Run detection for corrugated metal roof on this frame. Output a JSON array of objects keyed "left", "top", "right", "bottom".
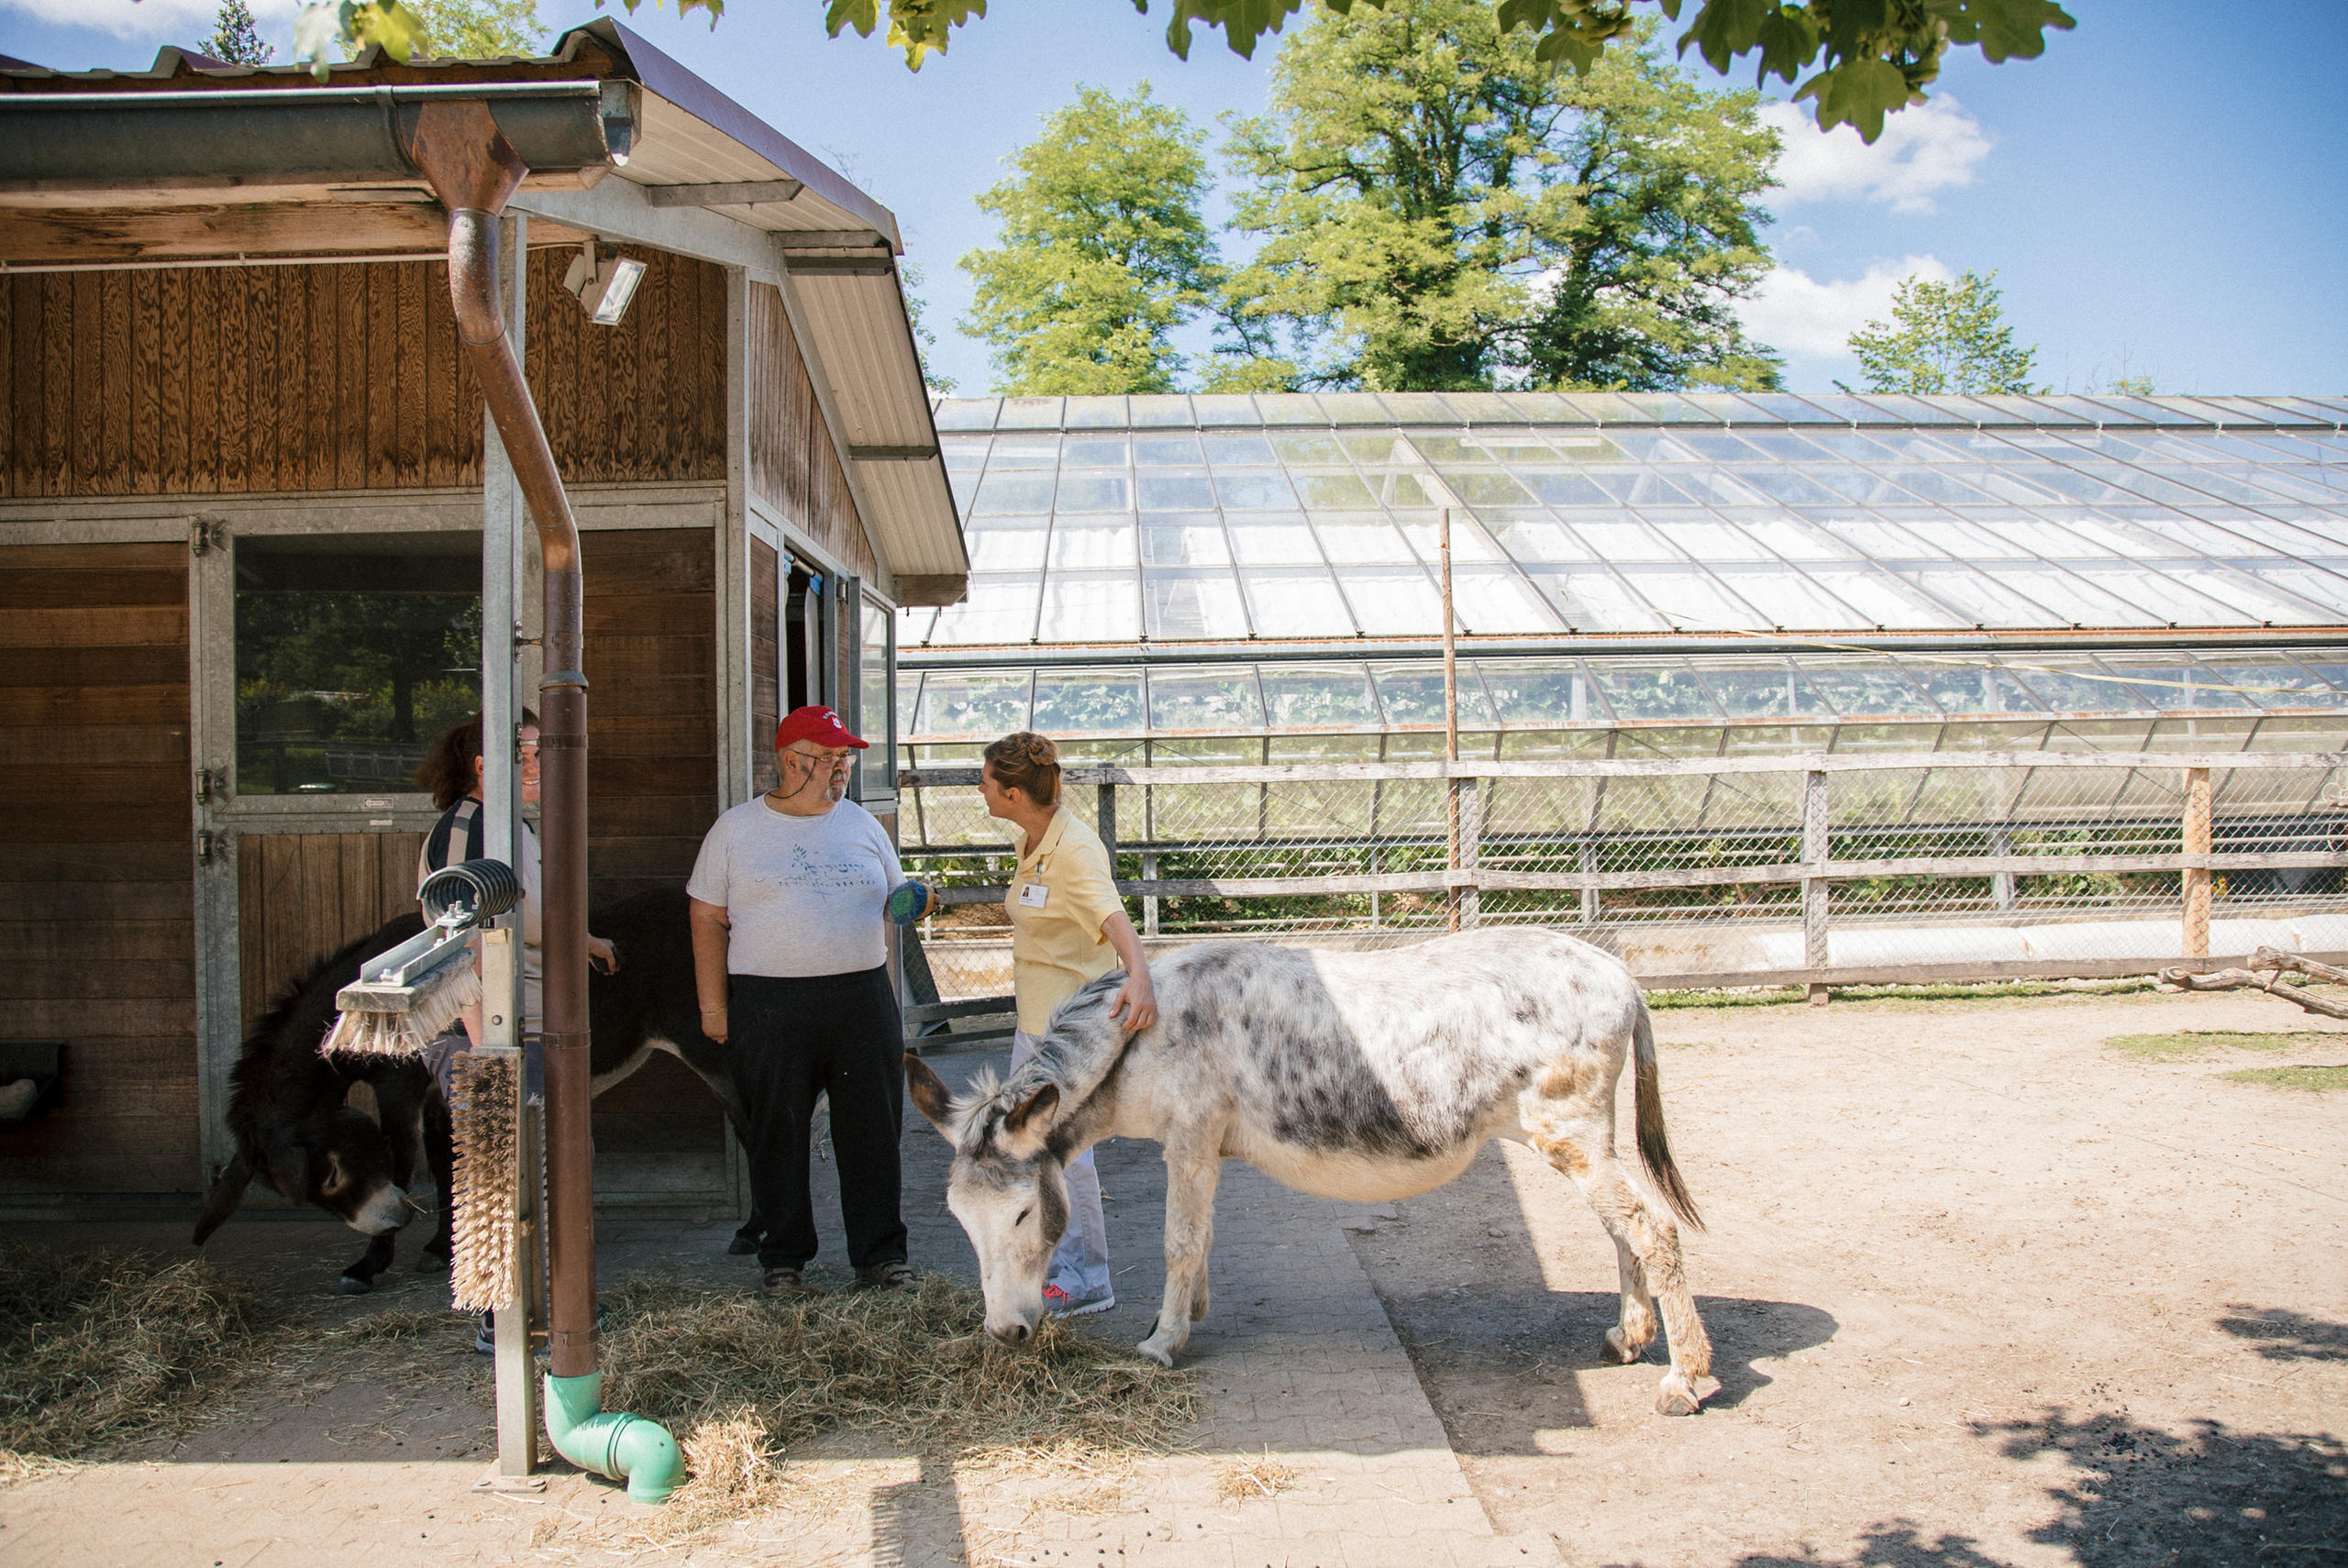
[{"left": 0, "top": 20, "right": 965, "bottom": 602}]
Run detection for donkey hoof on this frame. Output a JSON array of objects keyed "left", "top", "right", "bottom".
[
  {"left": 1603, "top": 1327, "right": 1645, "bottom": 1364},
  {"left": 417, "top": 1252, "right": 449, "bottom": 1275},
  {"left": 1135, "top": 1331, "right": 1178, "bottom": 1369},
  {"left": 336, "top": 1274, "right": 374, "bottom": 1297},
  {"left": 726, "top": 1234, "right": 759, "bottom": 1256},
  {"left": 1654, "top": 1375, "right": 1701, "bottom": 1418}
]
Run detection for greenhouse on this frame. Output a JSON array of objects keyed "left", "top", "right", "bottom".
[{"left": 892, "top": 392, "right": 2348, "bottom": 989}]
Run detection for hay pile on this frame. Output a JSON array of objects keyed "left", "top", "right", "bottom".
[
  {"left": 0, "top": 1244, "right": 269, "bottom": 1478},
  {"left": 600, "top": 1271, "right": 1200, "bottom": 1540}
]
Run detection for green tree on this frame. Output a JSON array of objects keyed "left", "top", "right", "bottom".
[
  {"left": 404, "top": 0, "right": 546, "bottom": 57},
  {"left": 958, "top": 83, "right": 1219, "bottom": 396},
  {"left": 1844, "top": 269, "right": 2039, "bottom": 394},
  {"left": 205, "top": 0, "right": 275, "bottom": 63},
  {"left": 1217, "top": 5, "right": 1782, "bottom": 393}
]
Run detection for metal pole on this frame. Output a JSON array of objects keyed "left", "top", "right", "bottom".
[
  {"left": 479, "top": 211, "right": 539, "bottom": 1486},
  {"left": 2182, "top": 767, "right": 2213, "bottom": 960},
  {"left": 1802, "top": 768, "right": 1831, "bottom": 1005},
  {"left": 1442, "top": 508, "right": 1460, "bottom": 933}
]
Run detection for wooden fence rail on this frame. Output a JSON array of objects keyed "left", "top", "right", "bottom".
[{"left": 896, "top": 752, "right": 2346, "bottom": 1032}]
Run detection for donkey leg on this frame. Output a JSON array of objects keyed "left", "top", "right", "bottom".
[
  {"left": 1138, "top": 1134, "right": 1222, "bottom": 1367},
  {"left": 1530, "top": 1117, "right": 1711, "bottom": 1416}
]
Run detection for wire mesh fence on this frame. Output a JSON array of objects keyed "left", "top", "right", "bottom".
[{"left": 897, "top": 749, "right": 2348, "bottom": 1008}]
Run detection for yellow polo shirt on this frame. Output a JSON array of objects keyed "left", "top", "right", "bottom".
[{"left": 1006, "top": 807, "right": 1125, "bottom": 1034}]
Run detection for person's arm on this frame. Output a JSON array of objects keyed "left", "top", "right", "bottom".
[
  {"left": 688, "top": 897, "right": 732, "bottom": 1043},
  {"left": 1102, "top": 914, "right": 1157, "bottom": 1031}
]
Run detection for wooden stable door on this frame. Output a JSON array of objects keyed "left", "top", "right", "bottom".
[{"left": 235, "top": 832, "right": 426, "bottom": 1034}]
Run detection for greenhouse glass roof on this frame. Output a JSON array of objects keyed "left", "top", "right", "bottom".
[{"left": 903, "top": 392, "right": 2348, "bottom": 651}]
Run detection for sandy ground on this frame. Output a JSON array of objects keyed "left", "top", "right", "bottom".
[
  {"left": 1352, "top": 986, "right": 2348, "bottom": 1567},
  {"left": 4, "top": 987, "right": 2342, "bottom": 1567}
]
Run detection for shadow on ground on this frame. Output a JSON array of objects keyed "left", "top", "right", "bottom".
[
  {"left": 2215, "top": 1304, "right": 2348, "bottom": 1363},
  {"left": 1720, "top": 1408, "right": 2348, "bottom": 1568},
  {"left": 1347, "top": 1143, "right": 1835, "bottom": 1452}
]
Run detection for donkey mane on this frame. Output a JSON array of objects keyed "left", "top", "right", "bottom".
[{"left": 945, "top": 971, "right": 1133, "bottom": 1153}]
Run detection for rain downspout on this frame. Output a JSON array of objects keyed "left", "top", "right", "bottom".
[{"left": 406, "top": 98, "right": 681, "bottom": 1507}]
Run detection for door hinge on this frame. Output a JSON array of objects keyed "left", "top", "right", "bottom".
[
  {"left": 195, "top": 766, "right": 230, "bottom": 803},
  {"left": 196, "top": 829, "right": 221, "bottom": 866},
  {"left": 190, "top": 516, "right": 226, "bottom": 556}
]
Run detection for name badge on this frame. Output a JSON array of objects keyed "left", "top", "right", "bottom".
[{"left": 1018, "top": 881, "right": 1049, "bottom": 909}]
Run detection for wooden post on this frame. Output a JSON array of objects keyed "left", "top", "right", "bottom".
[
  {"left": 1802, "top": 768, "right": 1831, "bottom": 1004},
  {"left": 2182, "top": 766, "right": 2212, "bottom": 961},
  {"left": 1442, "top": 508, "right": 1461, "bottom": 933},
  {"left": 1141, "top": 851, "right": 1159, "bottom": 936},
  {"left": 1096, "top": 780, "right": 1118, "bottom": 867},
  {"left": 1578, "top": 837, "right": 1599, "bottom": 925}
]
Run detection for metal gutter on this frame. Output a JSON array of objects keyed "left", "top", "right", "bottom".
[{"left": 0, "top": 80, "right": 633, "bottom": 191}]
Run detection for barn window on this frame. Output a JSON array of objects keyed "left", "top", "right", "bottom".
[{"left": 233, "top": 532, "right": 482, "bottom": 796}]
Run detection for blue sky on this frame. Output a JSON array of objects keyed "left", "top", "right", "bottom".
[{"left": 6, "top": 0, "right": 2343, "bottom": 398}]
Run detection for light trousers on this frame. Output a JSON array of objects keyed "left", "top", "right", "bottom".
[{"left": 1009, "top": 1029, "right": 1113, "bottom": 1301}]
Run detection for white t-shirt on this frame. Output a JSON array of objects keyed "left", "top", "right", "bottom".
[{"left": 686, "top": 796, "right": 901, "bottom": 977}]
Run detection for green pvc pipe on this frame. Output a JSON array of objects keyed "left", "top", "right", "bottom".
[{"left": 545, "top": 1371, "right": 684, "bottom": 1505}]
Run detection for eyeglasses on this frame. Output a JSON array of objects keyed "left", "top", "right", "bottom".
[{"left": 784, "top": 747, "right": 855, "bottom": 768}]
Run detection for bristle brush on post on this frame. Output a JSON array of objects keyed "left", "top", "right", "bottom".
[
  {"left": 449, "top": 1047, "right": 521, "bottom": 1312},
  {"left": 322, "top": 858, "right": 521, "bottom": 1058}
]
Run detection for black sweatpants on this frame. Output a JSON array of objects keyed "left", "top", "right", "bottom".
[{"left": 725, "top": 966, "right": 908, "bottom": 1273}]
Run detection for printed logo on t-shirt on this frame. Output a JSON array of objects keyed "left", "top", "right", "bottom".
[{"left": 748, "top": 844, "right": 886, "bottom": 900}]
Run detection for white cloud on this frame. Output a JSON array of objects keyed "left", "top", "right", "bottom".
[
  {"left": 1741, "top": 255, "right": 1955, "bottom": 359},
  {"left": 1762, "top": 96, "right": 1992, "bottom": 215},
  {"left": 1, "top": 0, "right": 302, "bottom": 43}
]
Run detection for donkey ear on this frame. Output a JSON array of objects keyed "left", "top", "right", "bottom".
[
  {"left": 904, "top": 1054, "right": 956, "bottom": 1136},
  {"left": 999, "top": 1083, "right": 1061, "bottom": 1154},
  {"left": 192, "top": 1154, "right": 253, "bottom": 1246},
  {"left": 321, "top": 1149, "right": 355, "bottom": 1200}
]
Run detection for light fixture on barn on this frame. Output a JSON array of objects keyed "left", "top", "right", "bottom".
[{"left": 563, "top": 239, "right": 645, "bottom": 326}]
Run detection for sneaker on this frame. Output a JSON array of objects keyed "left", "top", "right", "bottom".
[
  {"left": 472, "top": 1312, "right": 495, "bottom": 1354},
  {"left": 855, "top": 1259, "right": 918, "bottom": 1293},
  {"left": 1042, "top": 1283, "right": 1115, "bottom": 1318},
  {"left": 760, "top": 1265, "right": 807, "bottom": 1297}
]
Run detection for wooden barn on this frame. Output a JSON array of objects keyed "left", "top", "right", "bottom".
[{"left": 0, "top": 21, "right": 968, "bottom": 1216}]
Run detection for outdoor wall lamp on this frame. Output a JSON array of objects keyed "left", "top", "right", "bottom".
[{"left": 563, "top": 238, "right": 645, "bottom": 326}]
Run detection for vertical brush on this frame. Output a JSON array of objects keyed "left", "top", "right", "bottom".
[{"left": 449, "top": 1046, "right": 521, "bottom": 1312}]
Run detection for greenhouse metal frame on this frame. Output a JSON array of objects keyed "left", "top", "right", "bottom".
[{"left": 891, "top": 392, "right": 2348, "bottom": 1004}]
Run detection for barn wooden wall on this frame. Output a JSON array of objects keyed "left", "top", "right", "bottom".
[
  {"left": 745, "top": 282, "right": 878, "bottom": 582},
  {"left": 584, "top": 528, "right": 718, "bottom": 906},
  {"left": 0, "top": 542, "right": 194, "bottom": 1194},
  {"left": 0, "top": 248, "right": 725, "bottom": 498}
]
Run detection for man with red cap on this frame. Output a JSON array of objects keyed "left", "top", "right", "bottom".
[{"left": 688, "top": 705, "right": 929, "bottom": 1295}]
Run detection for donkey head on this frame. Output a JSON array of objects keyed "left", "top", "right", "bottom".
[{"left": 905, "top": 1054, "right": 1069, "bottom": 1345}]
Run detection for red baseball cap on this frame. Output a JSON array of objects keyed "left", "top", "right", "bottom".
[{"left": 774, "top": 706, "right": 869, "bottom": 751}]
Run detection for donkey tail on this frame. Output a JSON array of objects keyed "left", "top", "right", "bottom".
[{"left": 1631, "top": 1003, "right": 1703, "bottom": 1231}]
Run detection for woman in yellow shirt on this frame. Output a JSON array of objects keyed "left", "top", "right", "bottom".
[{"left": 979, "top": 731, "right": 1157, "bottom": 1316}]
